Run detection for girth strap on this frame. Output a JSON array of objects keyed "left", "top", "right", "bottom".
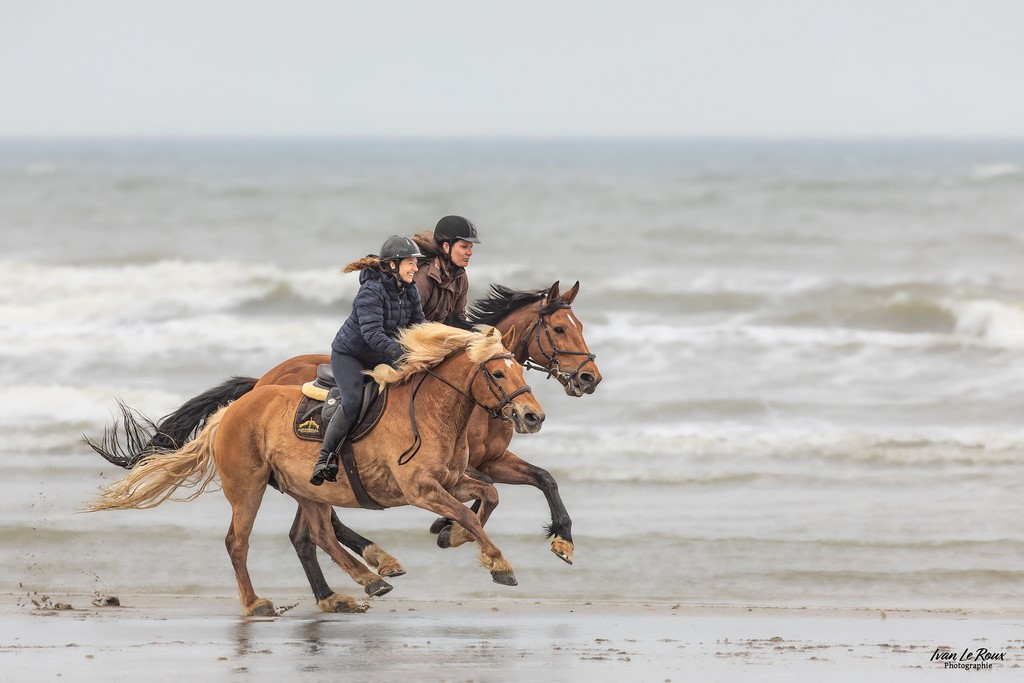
[{"left": 339, "top": 438, "right": 384, "bottom": 510}]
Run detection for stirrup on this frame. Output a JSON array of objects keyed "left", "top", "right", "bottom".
[{"left": 310, "top": 454, "right": 339, "bottom": 486}]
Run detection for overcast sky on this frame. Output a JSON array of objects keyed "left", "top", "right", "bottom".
[{"left": 1, "top": 0, "right": 1022, "bottom": 138}]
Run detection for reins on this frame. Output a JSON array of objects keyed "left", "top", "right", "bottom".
[
  {"left": 520, "top": 308, "right": 597, "bottom": 384},
  {"left": 397, "top": 353, "right": 533, "bottom": 465}
]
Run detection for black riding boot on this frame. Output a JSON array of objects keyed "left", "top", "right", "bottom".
[{"left": 309, "top": 410, "right": 354, "bottom": 486}]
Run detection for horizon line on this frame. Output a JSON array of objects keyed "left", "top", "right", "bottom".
[{"left": 2, "top": 134, "right": 1024, "bottom": 143}]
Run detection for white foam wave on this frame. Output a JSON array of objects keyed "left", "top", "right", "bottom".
[
  {"left": 0, "top": 385, "right": 187, "bottom": 455},
  {"left": 590, "top": 271, "right": 1017, "bottom": 300},
  {"left": 590, "top": 292, "right": 1024, "bottom": 351},
  {"left": 596, "top": 270, "right": 827, "bottom": 297},
  {"left": 970, "top": 163, "right": 1022, "bottom": 181},
  {"left": 947, "top": 298, "right": 1024, "bottom": 347},
  {"left": 516, "top": 423, "right": 1024, "bottom": 484},
  {"left": 0, "top": 311, "right": 337, "bottom": 385},
  {"left": 0, "top": 260, "right": 352, "bottom": 327},
  {"left": 592, "top": 313, "right": 949, "bottom": 353}
]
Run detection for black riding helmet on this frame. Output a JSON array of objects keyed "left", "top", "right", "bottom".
[
  {"left": 379, "top": 235, "right": 424, "bottom": 277},
  {"left": 434, "top": 215, "right": 481, "bottom": 246},
  {"left": 380, "top": 235, "right": 424, "bottom": 261}
]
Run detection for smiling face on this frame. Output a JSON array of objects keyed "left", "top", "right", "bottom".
[
  {"left": 444, "top": 239, "right": 474, "bottom": 268},
  {"left": 397, "top": 257, "right": 418, "bottom": 283}
]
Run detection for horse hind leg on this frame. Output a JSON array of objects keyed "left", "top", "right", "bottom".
[
  {"left": 224, "top": 494, "right": 275, "bottom": 616},
  {"left": 296, "top": 501, "right": 392, "bottom": 611},
  {"left": 217, "top": 431, "right": 280, "bottom": 616},
  {"left": 330, "top": 510, "right": 406, "bottom": 578},
  {"left": 289, "top": 510, "right": 370, "bottom": 613},
  {"left": 289, "top": 508, "right": 336, "bottom": 604}
]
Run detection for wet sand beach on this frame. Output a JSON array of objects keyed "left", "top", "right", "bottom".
[{"left": 3, "top": 594, "right": 1022, "bottom": 682}]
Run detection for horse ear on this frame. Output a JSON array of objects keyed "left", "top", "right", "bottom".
[
  {"left": 562, "top": 280, "right": 580, "bottom": 305},
  {"left": 501, "top": 325, "right": 517, "bottom": 350},
  {"left": 545, "top": 281, "right": 561, "bottom": 304}
]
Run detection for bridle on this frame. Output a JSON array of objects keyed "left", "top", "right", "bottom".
[
  {"left": 398, "top": 353, "right": 533, "bottom": 465},
  {"left": 520, "top": 306, "right": 597, "bottom": 386}
]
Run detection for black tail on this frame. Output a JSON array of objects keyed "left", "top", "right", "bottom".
[{"left": 85, "top": 376, "right": 258, "bottom": 469}]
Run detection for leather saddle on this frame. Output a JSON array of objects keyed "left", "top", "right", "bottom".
[{"left": 293, "top": 364, "right": 387, "bottom": 443}]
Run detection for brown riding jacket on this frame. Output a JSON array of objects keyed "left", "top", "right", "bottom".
[{"left": 411, "top": 232, "right": 470, "bottom": 326}]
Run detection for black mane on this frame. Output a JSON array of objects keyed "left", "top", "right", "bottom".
[{"left": 467, "top": 284, "right": 565, "bottom": 327}]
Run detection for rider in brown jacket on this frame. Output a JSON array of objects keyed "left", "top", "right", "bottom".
[{"left": 412, "top": 215, "right": 481, "bottom": 330}]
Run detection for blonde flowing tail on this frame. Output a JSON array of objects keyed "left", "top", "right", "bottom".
[{"left": 86, "top": 407, "right": 227, "bottom": 512}]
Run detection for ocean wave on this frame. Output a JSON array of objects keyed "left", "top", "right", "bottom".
[
  {"left": 12, "top": 383, "right": 1023, "bottom": 471},
  {"left": 0, "top": 260, "right": 355, "bottom": 325},
  {"left": 590, "top": 313, "right": 968, "bottom": 355},
  {"left": 0, "top": 385, "right": 189, "bottom": 456},
  {"left": 0, "top": 259, "right": 561, "bottom": 323},
  {"left": 948, "top": 298, "right": 1024, "bottom": 346},
  {"left": 970, "top": 163, "right": 1022, "bottom": 181},
  {"left": 590, "top": 287, "right": 1024, "bottom": 350},
  {"left": 518, "top": 424, "right": 1024, "bottom": 485},
  {"left": 0, "top": 260, "right": 554, "bottom": 376}
]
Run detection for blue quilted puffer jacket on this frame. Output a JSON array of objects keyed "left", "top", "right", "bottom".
[{"left": 331, "top": 268, "right": 425, "bottom": 368}]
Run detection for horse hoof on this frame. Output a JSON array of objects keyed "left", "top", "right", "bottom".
[
  {"left": 318, "top": 594, "right": 370, "bottom": 613},
  {"left": 364, "top": 579, "right": 393, "bottom": 597},
  {"left": 247, "top": 599, "right": 276, "bottom": 617},
  {"left": 429, "top": 517, "right": 453, "bottom": 535},
  {"left": 491, "top": 570, "right": 518, "bottom": 586},
  {"left": 551, "top": 538, "right": 574, "bottom": 565},
  {"left": 436, "top": 525, "right": 453, "bottom": 549},
  {"left": 377, "top": 565, "right": 406, "bottom": 578},
  {"left": 362, "top": 546, "right": 406, "bottom": 578}
]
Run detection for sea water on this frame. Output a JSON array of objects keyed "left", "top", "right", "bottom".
[{"left": 1, "top": 138, "right": 1023, "bottom": 608}]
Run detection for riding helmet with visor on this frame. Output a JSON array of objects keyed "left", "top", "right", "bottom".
[
  {"left": 433, "top": 215, "right": 481, "bottom": 245},
  {"left": 379, "top": 235, "right": 424, "bottom": 262}
]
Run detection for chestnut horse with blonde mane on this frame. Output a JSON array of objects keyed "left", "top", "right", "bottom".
[
  {"left": 89, "top": 324, "right": 545, "bottom": 616},
  {"left": 87, "top": 281, "right": 601, "bottom": 607}
]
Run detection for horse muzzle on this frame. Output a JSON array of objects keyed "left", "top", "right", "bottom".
[
  {"left": 510, "top": 404, "right": 545, "bottom": 434},
  {"left": 560, "top": 369, "right": 602, "bottom": 397}
]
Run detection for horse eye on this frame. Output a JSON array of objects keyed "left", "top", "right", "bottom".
[
  {"left": 492, "top": 370, "right": 505, "bottom": 379},
  {"left": 553, "top": 326, "right": 565, "bottom": 334}
]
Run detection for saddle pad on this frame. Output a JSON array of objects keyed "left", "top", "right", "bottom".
[{"left": 292, "top": 384, "right": 388, "bottom": 442}]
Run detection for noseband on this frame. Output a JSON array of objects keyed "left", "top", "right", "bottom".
[
  {"left": 521, "top": 308, "right": 597, "bottom": 385},
  {"left": 429, "top": 353, "right": 534, "bottom": 421},
  {"left": 398, "top": 353, "right": 534, "bottom": 465}
]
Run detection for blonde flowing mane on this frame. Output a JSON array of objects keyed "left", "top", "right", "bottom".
[{"left": 368, "top": 322, "right": 507, "bottom": 386}]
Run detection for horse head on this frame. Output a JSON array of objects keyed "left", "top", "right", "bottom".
[
  {"left": 526, "top": 281, "right": 602, "bottom": 397},
  {"left": 467, "top": 327, "right": 545, "bottom": 434}
]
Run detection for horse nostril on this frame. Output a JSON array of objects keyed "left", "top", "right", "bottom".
[
  {"left": 579, "top": 373, "right": 595, "bottom": 385},
  {"left": 523, "top": 411, "right": 543, "bottom": 425}
]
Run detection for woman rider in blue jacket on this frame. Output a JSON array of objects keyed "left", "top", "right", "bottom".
[{"left": 310, "top": 235, "right": 426, "bottom": 486}]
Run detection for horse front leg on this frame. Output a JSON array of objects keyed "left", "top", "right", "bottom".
[
  {"left": 410, "top": 479, "right": 517, "bottom": 586},
  {"left": 439, "top": 471, "right": 500, "bottom": 550},
  {"left": 429, "top": 466, "right": 492, "bottom": 536},
  {"left": 477, "top": 449, "right": 574, "bottom": 565}
]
